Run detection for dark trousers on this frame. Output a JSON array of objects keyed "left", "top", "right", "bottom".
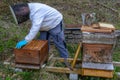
[{"left": 38, "top": 21, "right": 69, "bottom": 58}]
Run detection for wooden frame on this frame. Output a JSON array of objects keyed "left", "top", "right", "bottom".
[
  {"left": 45, "top": 57, "right": 114, "bottom": 78},
  {"left": 3, "top": 56, "right": 120, "bottom": 78},
  {"left": 45, "top": 57, "right": 82, "bottom": 74}
]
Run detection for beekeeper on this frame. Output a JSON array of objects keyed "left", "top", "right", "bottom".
[{"left": 9, "top": 3, "right": 69, "bottom": 59}]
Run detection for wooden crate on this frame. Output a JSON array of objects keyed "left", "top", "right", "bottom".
[
  {"left": 82, "top": 43, "right": 113, "bottom": 63},
  {"left": 14, "top": 40, "right": 48, "bottom": 68}
]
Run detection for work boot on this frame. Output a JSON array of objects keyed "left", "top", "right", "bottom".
[{"left": 64, "top": 58, "right": 73, "bottom": 70}]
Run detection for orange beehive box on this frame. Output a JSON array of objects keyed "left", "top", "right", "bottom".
[
  {"left": 81, "top": 62, "right": 114, "bottom": 78},
  {"left": 14, "top": 40, "right": 48, "bottom": 69}
]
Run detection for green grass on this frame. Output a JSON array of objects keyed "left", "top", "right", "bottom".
[
  {"left": 115, "top": 24, "right": 120, "bottom": 30},
  {"left": 113, "top": 47, "right": 120, "bottom": 62}
]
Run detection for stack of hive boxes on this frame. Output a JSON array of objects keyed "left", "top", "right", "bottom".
[{"left": 81, "top": 23, "right": 116, "bottom": 78}]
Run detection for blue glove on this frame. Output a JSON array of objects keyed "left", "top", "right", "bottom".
[{"left": 16, "top": 40, "right": 28, "bottom": 49}]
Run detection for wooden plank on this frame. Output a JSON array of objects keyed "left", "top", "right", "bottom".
[
  {"left": 48, "top": 54, "right": 54, "bottom": 61},
  {"left": 52, "top": 57, "right": 81, "bottom": 63},
  {"left": 3, "top": 62, "right": 15, "bottom": 67},
  {"left": 82, "top": 68, "right": 113, "bottom": 78},
  {"left": 81, "top": 26, "right": 113, "bottom": 33},
  {"left": 49, "top": 59, "right": 56, "bottom": 67},
  {"left": 71, "top": 43, "right": 81, "bottom": 68},
  {"left": 4, "top": 60, "right": 120, "bottom": 69},
  {"left": 99, "top": 22, "right": 115, "bottom": 31},
  {"left": 113, "top": 61, "right": 120, "bottom": 67},
  {"left": 45, "top": 66, "right": 82, "bottom": 74},
  {"left": 15, "top": 64, "right": 40, "bottom": 69}
]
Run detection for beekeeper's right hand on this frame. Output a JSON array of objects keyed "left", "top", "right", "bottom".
[{"left": 16, "top": 40, "right": 28, "bottom": 49}]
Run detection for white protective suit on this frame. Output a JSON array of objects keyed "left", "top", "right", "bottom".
[{"left": 25, "top": 3, "right": 63, "bottom": 42}]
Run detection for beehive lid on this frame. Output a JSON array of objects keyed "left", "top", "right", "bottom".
[
  {"left": 99, "top": 22, "right": 115, "bottom": 31},
  {"left": 23, "top": 40, "right": 48, "bottom": 50},
  {"left": 81, "top": 23, "right": 115, "bottom": 33}
]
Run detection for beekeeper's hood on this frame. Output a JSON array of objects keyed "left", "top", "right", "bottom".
[{"left": 9, "top": 3, "right": 30, "bottom": 24}]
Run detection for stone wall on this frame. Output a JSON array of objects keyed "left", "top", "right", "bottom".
[{"left": 64, "top": 28, "right": 82, "bottom": 44}]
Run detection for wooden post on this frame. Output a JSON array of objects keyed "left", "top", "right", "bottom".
[{"left": 71, "top": 43, "right": 81, "bottom": 68}]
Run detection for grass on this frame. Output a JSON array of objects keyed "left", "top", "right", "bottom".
[{"left": 113, "top": 47, "right": 120, "bottom": 62}]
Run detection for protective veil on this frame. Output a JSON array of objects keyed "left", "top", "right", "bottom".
[{"left": 9, "top": 3, "right": 29, "bottom": 24}]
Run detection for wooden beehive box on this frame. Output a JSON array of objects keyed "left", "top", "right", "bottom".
[
  {"left": 82, "top": 43, "right": 113, "bottom": 63},
  {"left": 82, "top": 62, "right": 114, "bottom": 78},
  {"left": 82, "top": 32, "right": 116, "bottom": 44},
  {"left": 14, "top": 40, "right": 48, "bottom": 69},
  {"left": 81, "top": 25, "right": 116, "bottom": 63},
  {"left": 81, "top": 23, "right": 116, "bottom": 78},
  {"left": 82, "top": 32, "right": 116, "bottom": 63}
]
